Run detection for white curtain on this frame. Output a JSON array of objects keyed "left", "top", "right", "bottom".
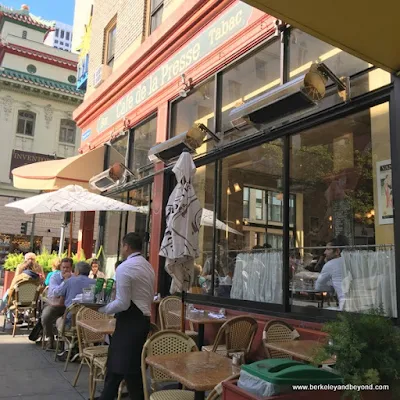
[
  {"left": 341, "top": 248, "right": 397, "bottom": 317},
  {"left": 231, "top": 252, "right": 282, "bottom": 304}
]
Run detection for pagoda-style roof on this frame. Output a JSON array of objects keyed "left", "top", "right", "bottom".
[
  {"left": 0, "top": 4, "right": 54, "bottom": 32},
  {"left": 0, "top": 67, "right": 84, "bottom": 97}
]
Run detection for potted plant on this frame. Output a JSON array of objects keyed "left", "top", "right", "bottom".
[
  {"left": 314, "top": 307, "right": 400, "bottom": 399},
  {"left": 3, "top": 253, "right": 24, "bottom": 293}
]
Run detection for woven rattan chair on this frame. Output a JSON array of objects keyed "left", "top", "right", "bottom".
[
  {"left": 205, "top": 373, "right": 240, "bottom": 400},
  {"left": 159, "top": 296, "right": 198, "bottom": 340},
  {"left": 142, "top": 330, "right": 198, "bottom": 400},
  {"left": 3, "top": 280, "right": 41, "bottom": 337},
  {"left": 73, "top": 307, "right": 110, "bottom": 393},
  {"left": 202, "top": 316, "right": 258, "bottom": 361},
  {"left": 54, "top": 303, "right": 83, "bottom": 371},
  {"left": 262, "top": 320, "right": 300, "bottom": 359},
  {"left": 91, "top": 355, "right": 108, "bottom": 400}
]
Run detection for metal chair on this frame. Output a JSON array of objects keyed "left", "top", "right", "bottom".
[
  {"left": 54, "top": 303, "right": 83, "bottom": 371},
  {"left": 202, "top": 316, "right": 258, "bottom": 362},
  {"left": 159, "top": 296, "right": 198, "bottom": 340},
  {"left": 262, "top": 320, "right": 299, "bottom": 359},
  {"left": 142, "top": 330, "right": 198, "bottom": 400},
  {"left": 73, "top": 307, "right": 110, "bottom": 394},
  {"left": 3, "top": 280, "right": 41, "bottom": 337}
]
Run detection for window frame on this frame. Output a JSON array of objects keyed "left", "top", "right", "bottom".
[
  {"left": 149, "top": 0, "right": 164, "bottom": 34},
  {"left": 104, "top": 17, "right": 117, "bottom": 67},
  {"left": 59, "top": 119, "right": 77, "bottom": 145},
  {"left": 16, "top": 110, "right": 36, "bottom": 137}
]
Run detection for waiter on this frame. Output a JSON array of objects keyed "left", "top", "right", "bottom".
[{"left": 98, "top": 232, "right": 155, "bottom": 400}]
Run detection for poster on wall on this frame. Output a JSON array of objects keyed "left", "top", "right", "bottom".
[{"left": 377, "top": 159, "right": 393, "bottom": 225}]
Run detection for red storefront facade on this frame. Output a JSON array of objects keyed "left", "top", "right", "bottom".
[{"left": 73, "top": 0, "right": 398, "bottom": 343}]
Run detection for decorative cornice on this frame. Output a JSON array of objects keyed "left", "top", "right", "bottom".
[{"left": 0, "top": 42, "right": 77, "bottom": 71}]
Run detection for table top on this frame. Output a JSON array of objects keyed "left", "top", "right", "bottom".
[
  {"left": 169, "top": 310, "right": 228, "bottom": 325},
  {"left": 77, "top": 318, "right": 116, "bottom": 335},
  {"left": 264, "top": 340, "right": 334, "bottom": 364},
  {"left": 146, "top": 351, "right": 239, "bottom": 391}
]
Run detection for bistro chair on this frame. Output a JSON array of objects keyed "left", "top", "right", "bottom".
[
  {"left": 262, "top": 320, "right": 300, "bottom": 359},
  {"left": 54, "top": 303, "right": 83, "bottom": 371},
  {"left": 3, "top": 280, "right": 41, "bottom": 337},
  {"left": 73, "top": 307, "right": 110, "bottom": 394},
  {"left": 202, "top": 316, "right": 258, "bottom": 362},
  {"left": 142, "top": 330, "right": 198, "bottom": 400},
  {"left": 159, "top": 296, "right": 198, "bottom": 340}
]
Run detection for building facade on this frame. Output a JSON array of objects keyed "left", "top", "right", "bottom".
[
  {"left": 44, "top": 21, "right": 74, "bottom": 52},
  {"left": 73, "top": 0, "right": 399, "bottom": 325},
  {"left": 0, "top": 4, "right": 88, "bottom": 261}
]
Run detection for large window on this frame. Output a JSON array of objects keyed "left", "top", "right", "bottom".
[
  {"left": 150, "top": 0, "right": 164, "bottom": 34},
  {"left": 16, "top": 111, "right": 35, "bottom": 136},
  {"left": 289, "top": 103, "right": 396, "bottom": 317},
  {"left": 170, "top": 78, "right": 215, "bottom": 156},
  {"left": 59, "top": 119, "right": 76, "bottom": 144},
  {"left": 129, "top": 116, "right": 157, "bottom": 177}
]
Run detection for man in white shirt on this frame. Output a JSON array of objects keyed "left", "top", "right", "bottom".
[
  {"left": 315, "top": 238, "right": 345, "bottom": 309},
  {"left": 98, "top": 232, "right": 155, "bottom": 400}
]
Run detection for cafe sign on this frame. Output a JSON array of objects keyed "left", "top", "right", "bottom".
[{"left": 94, "top": 1, "right": 254, "bottom": 135}]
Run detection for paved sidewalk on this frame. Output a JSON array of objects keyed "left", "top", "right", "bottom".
[{"left": 0, "top": 316, "right": 103, "bottom": 399}]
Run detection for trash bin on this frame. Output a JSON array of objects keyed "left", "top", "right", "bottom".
[{"left": 238, "top": 359, "right": 343, "bottom": 397}]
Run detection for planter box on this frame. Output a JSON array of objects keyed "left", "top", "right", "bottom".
[
  {"left": 3, "top": 270, "right": 15, "bottom": 295},
  {"left": 222, "top": 380, "right": 391, "bottom": 400}
]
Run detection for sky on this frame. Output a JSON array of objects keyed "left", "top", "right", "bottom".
[{"left": 3, "top": 0, "right": 75, "bottom": 25}]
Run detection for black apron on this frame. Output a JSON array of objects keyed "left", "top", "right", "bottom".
[{"left": 106, "top": 255, "right": 150, "bottom": 375}]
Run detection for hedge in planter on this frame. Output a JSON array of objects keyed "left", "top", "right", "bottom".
[{"left": 314, "top": 307, "right": 400, "bottom": 399}]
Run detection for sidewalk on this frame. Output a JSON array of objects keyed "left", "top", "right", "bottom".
[{"left": 0, "top": 315, "right": 100, "bottom": 399}]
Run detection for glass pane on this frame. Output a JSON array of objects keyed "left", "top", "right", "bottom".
[
  {"left": 191, "top": 162, "right": 215, "bottom": 295},
  {"left": 126, "top": 184, "right": 152, "bottom": 257},
  {"left": 150, "top": 7, "right": 163, "bottom": 33},
  {"left": 221, "top": 40, "right": 280, "bottom": 138},
  {"left": 216, "top": 139, "right": 284, "bottom": 303},
  {"left": 107, "top": 26, "right": 116, "bottom": 62},
  {"left": 151, "top": 0, "right": 163, "bottom": 10},
  {"left": 289, "top": 29, "right": 369, "bottom": 81},
  {"left": 289, "top": 103, "right": 396, "bottom": 317},
  {"left": 111, "top": 134, "right": 129, "bottom": 162},
  {"left": 16, "top": 118, "right": 25, "bottom": 134},
  {"left": 129, "top": 116, "right": 157, "bottom": 177},
  {"left": 25, "top": 120, "right": 34, "bottom": 136},
  {"left": 170, "top": 78, "right": 215, "bottom": 156}
]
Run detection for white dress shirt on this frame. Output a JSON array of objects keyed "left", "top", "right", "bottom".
[
  {"left": 315, "top": 257, "right": 344, "bottom": 309},
  {"left": 100, "top": 252, "right": 155, "bottom": 316}
]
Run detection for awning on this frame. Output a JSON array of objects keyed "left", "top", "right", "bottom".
[
  {"left": 243, "top": 0, "right": 400, "bottom": 74},
  {"left": 11, "top": 146, "right": 105, "bottom": 191}
]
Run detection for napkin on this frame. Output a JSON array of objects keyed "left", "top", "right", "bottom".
[{"left": 208, "top": 312, "right": 225, "bottom": 319}]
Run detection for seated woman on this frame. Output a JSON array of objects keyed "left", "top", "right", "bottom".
[
  {"left": 88, "top": 259, "right": 106, "bottom": 280},
  {"left": 0, "top": 260, "right": 41, "bottom": 313},
  {"left": 44, "top": 257, "right": 61, "bottom": 286}
]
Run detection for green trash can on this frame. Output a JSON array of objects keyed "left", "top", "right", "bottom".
[{"left": 238, "top": 359, "right": 343, "bottom": 397}]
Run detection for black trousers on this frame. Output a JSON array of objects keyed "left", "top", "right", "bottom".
[{"left": 99, "top": 370, "right": 143, "bottom": 400}]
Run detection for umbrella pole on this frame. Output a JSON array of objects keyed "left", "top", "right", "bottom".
[
  {"left": 58, "top": 223, "right": 66, "bottom": 257},
  {"left": 68, "top": 212, "right": 73, "bottom": 257},
  {"left": 181, "top": 290, "right": 186, "bottom": 333}
]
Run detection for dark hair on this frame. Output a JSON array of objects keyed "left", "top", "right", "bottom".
[
  {"left": 90, "top": 258, "right": 100, "bottom": 267},
  {"left": 123, "top": 232, "right": 143, "bottom": 252},
  {"left": 60, "top": 257, "right": 73, "bottom": 267},
  {"left": 329, "top": 235, "right": 349, "bottom": 248},
  {"left": 115, "top": 260, "right": 123, "bottom": 269}
]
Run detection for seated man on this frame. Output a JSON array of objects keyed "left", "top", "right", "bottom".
[
  {"left": 315, "top": 237, "right": 345, "bottom": 309},
  {"left": 41, "top": 257, "right": 73, "bottom": 349},
  {"left": 53, "top": 261, "right": 95, "bottom": 332}
]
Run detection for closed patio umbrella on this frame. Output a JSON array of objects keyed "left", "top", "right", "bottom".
[{"left": 159, "top": 150, "right": 202, "bottom": 331}]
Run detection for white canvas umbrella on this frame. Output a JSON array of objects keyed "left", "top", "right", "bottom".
[
  {"left": 159, "top": 151, "right": 202, "bottom": 331},
  {"left": 201, "top": 208, "right": 243, "bottom": 236},
  {"left": 5, "top": 185, "right": 142, "bottom": 214},
  {"left": 6, "top": 185, "right": 143, "bottom": 256}
]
